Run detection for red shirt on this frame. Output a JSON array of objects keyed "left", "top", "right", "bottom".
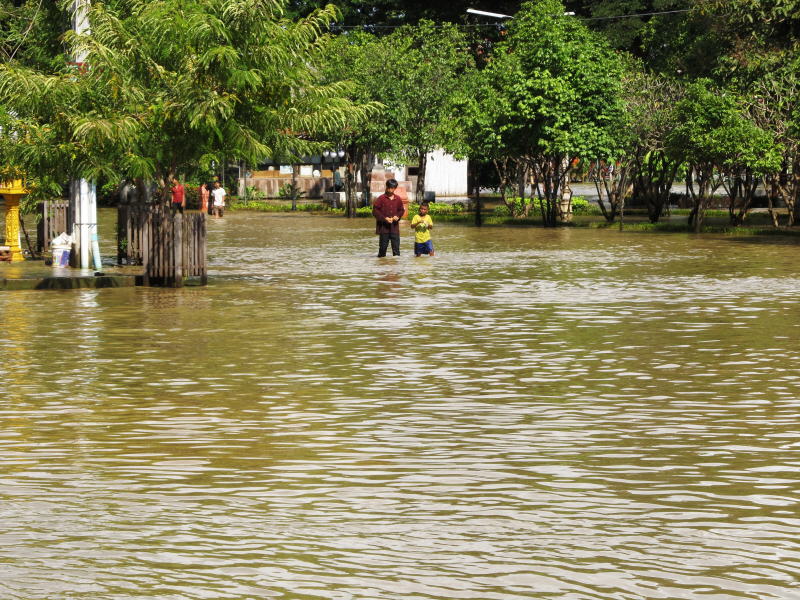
[
  {"left": 171, "top": 183, "right": 185, "bottom": 205},
  {"left": 372, "top": 193, "right": 405, "bottom": 234}
]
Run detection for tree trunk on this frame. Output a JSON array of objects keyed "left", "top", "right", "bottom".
[
  {"left": 531, "top": 155, "right": 572, "bottom": 227},
  {"left": 472, "top": 160, "right": 482, "bottom": 227},
  {"left": 633, "top": 150, "right": 678, "bottom": 224},
  {"left": 344, "top": 148, "right": 357, "bottom": 218},
  {"left": 291, "top": 165, "right": 299, "bottom": 211},
  {"left": 789, "top": 156, "right": 800, "bottom": 226},
  {"left": 416, "top": 150, "right": 428, "bottom": 202},
  {"left": 360, "top": 149, "right": 374, "bottom": 207},
  {"left": 134, "top": 177, "right": 154, "bottom": 205},
  {"left": 724, "top": 169, "right": 759, "bottom": 226},
  {"left": 766, "top": 179, "right": 781, "bottom": 227},
  {"left": 686, "top": 164, "right": 717, "bottom": 233},
  {"left": 493, "top": 157, "right": 518, "bottom": 216}
]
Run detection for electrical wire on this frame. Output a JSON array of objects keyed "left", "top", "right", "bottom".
[
  {"left": 330, "top": 8, "right": 693, "bottom": 30},
  {"left": 582, "top": 8, "right": 691, "bottom": 21}
]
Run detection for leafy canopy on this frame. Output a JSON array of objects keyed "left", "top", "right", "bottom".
[
  {"left": 460, "top": 0, "right": 624, "bottom": 162},
  {"left": 667, "top": 78, "right": 781, "bottom": 174},
  {"left": 0, "top": 0, "right": 377, "bottom": 193}
]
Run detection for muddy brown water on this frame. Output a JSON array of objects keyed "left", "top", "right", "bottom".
[{"left": 1, "top": 210, "right": 800, "bottom": 599}]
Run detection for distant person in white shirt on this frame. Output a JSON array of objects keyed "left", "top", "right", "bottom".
[{"left": 211, "top": 181, "right": 226, "bottom": 218}]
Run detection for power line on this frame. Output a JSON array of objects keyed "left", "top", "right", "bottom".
[
  {"left": 332, "top": 22, "right": 500, "bottom": 30},
  {"left": 582, "top": 8, "right": 691, "bottom": 21},
  {"left": 330, "top": 8, "right": 693, "bottom": 30}
]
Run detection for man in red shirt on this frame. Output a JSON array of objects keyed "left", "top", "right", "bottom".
[
  {"left": 372, "top": 178, "right": 405, "bottom": 257},
  {"left": 171, "top": 177, "right": 185, "bottom": 213}
]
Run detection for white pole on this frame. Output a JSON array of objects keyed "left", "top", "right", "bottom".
[
  {"left": 79, "top": 178, "right": 90, "bottom": 268},
  {"left": 71, "top": 0, "right": 100, "bottom": 270},
  {"left": 90, "top": 181, "right": 102, "bottom": 270},
  {"left": 466, "top": 8, "right": 513, "bottom": 19}
]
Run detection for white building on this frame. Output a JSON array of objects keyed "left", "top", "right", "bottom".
[
  {"left": 422, "top": 149, "right": 468, "bottom": 198},
  {"left": 385, "top": 149, "right": 468, "bottom": 199}
]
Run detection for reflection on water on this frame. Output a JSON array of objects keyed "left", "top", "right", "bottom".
[{"left": 2, "top": 212, "right": 800, "bottom": 599}]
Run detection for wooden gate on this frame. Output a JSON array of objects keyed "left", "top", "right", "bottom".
[
  {"left": 118, "top": 204, "right": 207, "bottom": 287},
  {"left": 37, "top": 201, "right": 70, "bottom": 253}
]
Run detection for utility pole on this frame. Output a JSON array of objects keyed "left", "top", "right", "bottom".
[{"left": 70, "top": 0, "right": 102, "bottom": 270}]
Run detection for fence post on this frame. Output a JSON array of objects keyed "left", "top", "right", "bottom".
[
  {"left": 143, "top": 211, "right": 151, "bottom": 287},
  {"left": 200, "top": 213, "right": 207, "bottom": 285},
  {"left": 173, "top": 212, "right": 183, "bottom": 287},
  {"left": 117, "top": 205, "right": 124, "bottom": 265},
  {"left": 37, "top": 202, "right": 45, "bottom": 253}
]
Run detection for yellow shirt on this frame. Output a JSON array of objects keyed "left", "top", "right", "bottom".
[{"left": 411, "top": 214, "right": 433, "bottom": 243}]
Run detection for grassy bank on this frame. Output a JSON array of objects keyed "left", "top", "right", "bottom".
[{"left": 226, "top": 198, "right": 800, "bottom": 237}]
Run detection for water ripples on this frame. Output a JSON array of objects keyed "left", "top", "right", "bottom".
[{"left": 1, "top": 213, "right": 800, "bottom": 599}]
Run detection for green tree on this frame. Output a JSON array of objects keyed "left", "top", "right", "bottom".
[
  {"left": 703, "top": 0, "right": 800, "bottom": 226},
  {"left": 320, "top": 30, "right": 388, "bottom": 217},
  {"left": 621, "top": 66, "right": 684, "bottom": 223},
  {"left": 749, "top": 58, "right": 800, "bottom": 226},
  {"left": 321, "top": 21, "right": 473, "bottom": 212},
  {"left": 463, "top": 0, "right": 624, "bottom": 226},
  {"left": 0, "top": 0, "right": 375, "bottom": 205},
  {"left": 667, "top": 79, "right": 780, "bottom": 231},
  {"left": 373, "top": 21, "right": 474, "bottom": 200}
]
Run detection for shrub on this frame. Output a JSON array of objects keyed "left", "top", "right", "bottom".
[
  {"left": 571, "top": 196, "right": 601, "bottom": 215},
  {"left": 407, "top": 202, "right": 464, "bottom": 218},
  {"left": 278, "top": 182, "right": 305, "bottom": 201},
  {"left": 244, "top": 186, "right": 265, "bottom": 201},
  {"left": 183, "top": 184, "right": 200, "bottom": 209}
]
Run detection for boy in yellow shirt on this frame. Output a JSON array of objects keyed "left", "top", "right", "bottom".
[{"left": 411, "top": 202, "right": 434, "bottom": 257}]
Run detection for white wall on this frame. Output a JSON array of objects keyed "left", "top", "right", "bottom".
[{"left": 424, "top": 149, "right": 468, "bottom": 197}]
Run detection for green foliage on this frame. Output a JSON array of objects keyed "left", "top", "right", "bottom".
[
  {"left": 379, "top": 21, "right": 474, "bottom": 163},
  {"left": 243, "top": 186, "right": 265, "bottom": 201},
  {"left": 323, "top": 22, "right": 474, "bottom": 160},
  {"left": 503, "top": 1, "right": 624, "bottom": 159},
  {"left": 458, "top": 2, "right": 624, "bottom": 159},
  {"left": 287, "top": 0, "right": 523, "bottom": 26},
  {"left": 320, "top": 31, "right": 389, "bottom": 153},
  {"left": 406, "top": 202, "right": 464, "bottom": 218},
  {"left": 667, "top": 79, "right": 781, "bottom": 175},
  {"left": 571, "top": 197, "right": 601, "bottom": 215},
  {"left": 278, "top": 182, "right": 306, "bottom": 201},
  {"left": 456, "top": 0, "right": 624, "bottom": 226},
  {"left": 0, "top": 0, "right": 377, "bottom": 197},
  {"left": 229, "top": 200, "right": 331, "bottom": 212},
  {"left": 493, "top": 196, "right": 599, "bottom": 217},
  {"left": 0, "top": 1, "right": 66, "bottom": 71},
  {"left": 355, "top": 205, "right": 373, "bottom": 216}
]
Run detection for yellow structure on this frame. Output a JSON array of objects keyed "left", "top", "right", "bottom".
[{"left": 0, "top": 179, "right": 28, "bottom": 262}]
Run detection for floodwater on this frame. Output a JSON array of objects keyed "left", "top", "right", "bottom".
[{"left": 2, "top": 211, "right": 800, "bottom": 600}]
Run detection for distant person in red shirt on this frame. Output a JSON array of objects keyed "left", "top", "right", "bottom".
[
  {"left": 171, "top": 177, "right": 185, "bottom": 213},
  {"left": 372, "top": 178, "right": 405, "bottom": 257}
]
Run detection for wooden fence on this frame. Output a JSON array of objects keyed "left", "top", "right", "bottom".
[
  {"left": 118, "top": 204, "right": 207, "bottom": 287},
  {"left": 37, "top": 201, "right": 70, "bottom": 253}
]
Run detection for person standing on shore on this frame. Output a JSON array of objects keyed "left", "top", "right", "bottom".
[
  {"left": 199, "top": 183, "right": 210, "bottom": 214},
  {"left": 372, "top": 178, "right": 404, "bottom": 257},
  {"left": 171, "top": 177, "right": 185, "bottom": 213}
]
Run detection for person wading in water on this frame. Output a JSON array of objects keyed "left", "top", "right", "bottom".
[{"left": 372, "top": 178, "right": 404, "bottom": 257}]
